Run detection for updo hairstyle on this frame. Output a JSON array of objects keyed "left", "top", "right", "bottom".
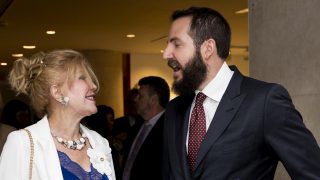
[{"left": 8, "top": 49, "right": 99, "bottom": 118}]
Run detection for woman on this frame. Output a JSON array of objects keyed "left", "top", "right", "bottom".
[{"left": 0, "top": 50, "right": 115, "bottom": 180}]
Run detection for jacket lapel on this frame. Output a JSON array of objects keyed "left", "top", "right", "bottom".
[
  {"left": 30, "top": 116, "right": 64, "bottom": 180},
  {"left": 172, "top": 94, "right": 194, "bottom": 179},
  {"left": 194, "top": 66, "right": 247, "bottom": 173}
]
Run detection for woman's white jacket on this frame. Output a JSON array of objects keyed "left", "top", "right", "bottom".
[{"left": 0, "top": 116, "right": 116, "bottom": 180}]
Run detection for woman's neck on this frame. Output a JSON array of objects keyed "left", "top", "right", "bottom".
[{"left": 48, "top": 112, "right": 82, "bottom": 139}]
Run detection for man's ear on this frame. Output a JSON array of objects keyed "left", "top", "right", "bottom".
[
  {"left": 50, "top": 85, "right": 62, "bottom": 103},
  {"left": 201, "top": 38, "right": 216, "bottom": 60}
]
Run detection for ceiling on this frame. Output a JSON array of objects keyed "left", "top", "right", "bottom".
[{"left": 0, "top": 0, "right": 248, "bottom": 73}]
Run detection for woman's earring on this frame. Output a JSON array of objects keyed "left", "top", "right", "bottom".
[{"left": 60, "top": 96, "right": 69, "bottom": 105}]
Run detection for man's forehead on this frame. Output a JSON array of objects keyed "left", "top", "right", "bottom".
[{"left": 170, "top": 16, "right": 191, "bottom": 31}]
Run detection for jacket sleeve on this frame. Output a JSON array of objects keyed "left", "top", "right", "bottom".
[
  {"left": 264, "top": 84, "right": 320, "bottom": 179},
  {"left": 0, "top": 130, "right": 29, "bottom": 180}
]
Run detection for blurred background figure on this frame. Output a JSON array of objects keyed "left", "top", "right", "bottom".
[
  {"left": 0, "top": 92, "right": 17, "bottom": 153},
  {"left": 122, "top": 76, "right": 170, "bottom": 180},
  {"left": 0, "top": 122, "right": 16, "bottom": 153},
  {"left": 82, "top": 104, "right": 115, "bottom": 141},
  {"left": 112, "top": 88, "right": 144, "bottom": 179},
  {"left": 0, "top": 99, "right": 32, "bottom": 129},
  {"left": 114, "top": 88, "right": 144, "bottom": 145}
]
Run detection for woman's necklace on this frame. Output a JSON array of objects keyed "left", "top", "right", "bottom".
[{"left": 51, "top": 129, "right": 87, "bottom": 151}]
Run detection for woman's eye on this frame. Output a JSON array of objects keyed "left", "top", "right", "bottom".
[{"left": 79, "top": 76, "right": 86, "bottom": 80}]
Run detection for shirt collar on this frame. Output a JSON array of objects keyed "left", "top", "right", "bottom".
[
  {"left": 145, "top": 110, "right": 165, "bottom": 126},
  {"left": 198, "top": 62, "right": 234, "bottom": 102}
]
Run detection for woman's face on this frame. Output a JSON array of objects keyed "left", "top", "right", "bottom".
[{"left": 65, "top": 68, "right": 98, "bottom": 117}]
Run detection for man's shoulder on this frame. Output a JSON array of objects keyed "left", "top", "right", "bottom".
[{"left": 241, "top": 76, "right": 279, "bottom": 90}]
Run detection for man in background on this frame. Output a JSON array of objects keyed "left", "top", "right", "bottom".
[
  {"left": 112, "top": 89, "right": 144, "bottom": 179},
  {"left": 123, "top": 76, "right": 169, "bottom": 180}
]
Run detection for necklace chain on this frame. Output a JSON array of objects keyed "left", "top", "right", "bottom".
[{"left": 51, "top": 129, "right": 87, "bottom": 151}]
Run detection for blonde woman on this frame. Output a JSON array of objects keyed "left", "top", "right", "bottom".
[{"left": 0, "top": 49, "right": 115, "bottom": 180}]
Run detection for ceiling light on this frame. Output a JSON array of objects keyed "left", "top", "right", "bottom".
[
  {"left": 46, "top": 30, "right": 56, "bottom": 35},
  {"left": 12, "top": 53, "right": 23, "bottom": 57},
  {"left": 235, "top": 8, "right": 248, "bottom": 14},
  {"left": 1, "top": 62, "right": 7, "bottom": 66},
  {"left": 126, "top": 34, "right": 135, "bottom": 38},
  {"left": 23, "top": 45, "right": 36, "bottom": 49},
  {"left": 160, "top": 50, "right": 164, "bottom": 53}
]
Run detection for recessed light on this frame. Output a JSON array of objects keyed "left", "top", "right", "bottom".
[
  {"left": 235, "top": 8, "right": 248, "bottom": 14},
  {"left": 160, "top": 50, "right": 164, "bottom": 53},
  {"left": 12, "top": 53, "right": 23, "bottom": 57},
  {"left": 126, "top": 34, "right": 135, "bottom": 38},
  {"left": 1, "top": 62, "right": 7, "bottom": 66},
  {"left": 46, "top": 30, "right": 56, "bottom": 35},
  {"left": 23, "top": 45, "right": 36, "bottom": 49}
]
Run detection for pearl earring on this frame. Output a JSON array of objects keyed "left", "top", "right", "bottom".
[{"left": 60, "top": 96, "right": 69, "bottom": 105}]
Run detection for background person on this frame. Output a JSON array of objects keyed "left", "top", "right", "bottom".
[
  {"left": 0, "top": 122, "right": 16, "bottom": 153},
  {"left": 112, "top": 88, "right": 144, "bottom": 179},
  {"left": 0, "top": 99, "right": 32, "bottom": 129},
  {"left": 122, "top": 76, "right": 169, "bottom": 180}
]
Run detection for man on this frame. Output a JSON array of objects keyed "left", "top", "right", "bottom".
[
  {"left": 113, "top": 89, "right": 144, "bottom": 179},
  {"left": 123, "top": 76, "right": 170, "bottom": 180},
  {"left": 162, "top": 7, "right": 320, "bottom": 179},
  {"left": 114, "top": 88, "right": 144, "bottom": 149}
]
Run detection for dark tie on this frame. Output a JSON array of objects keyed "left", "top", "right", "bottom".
[{"left": 188, "top": 92, "right": 207, "bottom": 172}]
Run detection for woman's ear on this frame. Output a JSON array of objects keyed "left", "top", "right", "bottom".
[
  {"left": 201, "top": 38, "right": 216, "bottom": 60},
  {"left": 50, "top": 85, "right": 61, "bottom": 103}
]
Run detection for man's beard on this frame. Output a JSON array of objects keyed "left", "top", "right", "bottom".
[{"left": 172, "top": 50, "right": 207, "bottom": 95}]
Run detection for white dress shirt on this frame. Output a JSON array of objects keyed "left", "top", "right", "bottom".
[{"left": 186, "top": 62, "right": 234, "bottom": 150}]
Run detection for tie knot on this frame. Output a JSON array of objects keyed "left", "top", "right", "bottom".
[{"left": 196, "top": 92, "right": 206, "bottom": 104}]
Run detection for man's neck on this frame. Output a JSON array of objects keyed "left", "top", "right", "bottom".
[{"left": 142, "top": 106, "right": 164, "bottom": 121}]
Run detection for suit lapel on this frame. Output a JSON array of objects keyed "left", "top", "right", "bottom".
[
  {"left": 194, "top": 66, "right": 247, "bottom": 172},
  {"left": 173, "top": 94, "right": 194, "bottom": 179}
]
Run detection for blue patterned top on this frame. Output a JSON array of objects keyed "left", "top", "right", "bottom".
[{"left": 58, "top": 151, "right": 109, "bottom": 180}]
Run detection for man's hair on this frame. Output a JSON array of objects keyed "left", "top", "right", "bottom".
[
  {"left": 138, "top": 76, "right": 170, "bottom": 108},
  {"left": 171, "top": 7, "right": 231, "bottom": 60}
]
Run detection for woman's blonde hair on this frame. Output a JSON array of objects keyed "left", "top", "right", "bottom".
[{"left": 9, "top": 49, "right": 99, "bottom": 117}]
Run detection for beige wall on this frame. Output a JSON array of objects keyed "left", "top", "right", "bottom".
[
  {"left": 82, "top": 49, "right": 124, "bottom": 118},
  {"left": 249, "top": 0, "right": 320, "bottom": 179},
  {"left": 227, "top": 54, "right": 249, "bottom": 76}
]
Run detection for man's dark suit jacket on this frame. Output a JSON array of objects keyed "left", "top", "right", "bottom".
[
  {"left": 129, "top": 114, "right": 164, "bottom": 180},
  {"left": 163, "top": 66, "right": 320, "bottom": 180},
  {"left": 113, "top": 115, "right": 144, "bottom": 180}
]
